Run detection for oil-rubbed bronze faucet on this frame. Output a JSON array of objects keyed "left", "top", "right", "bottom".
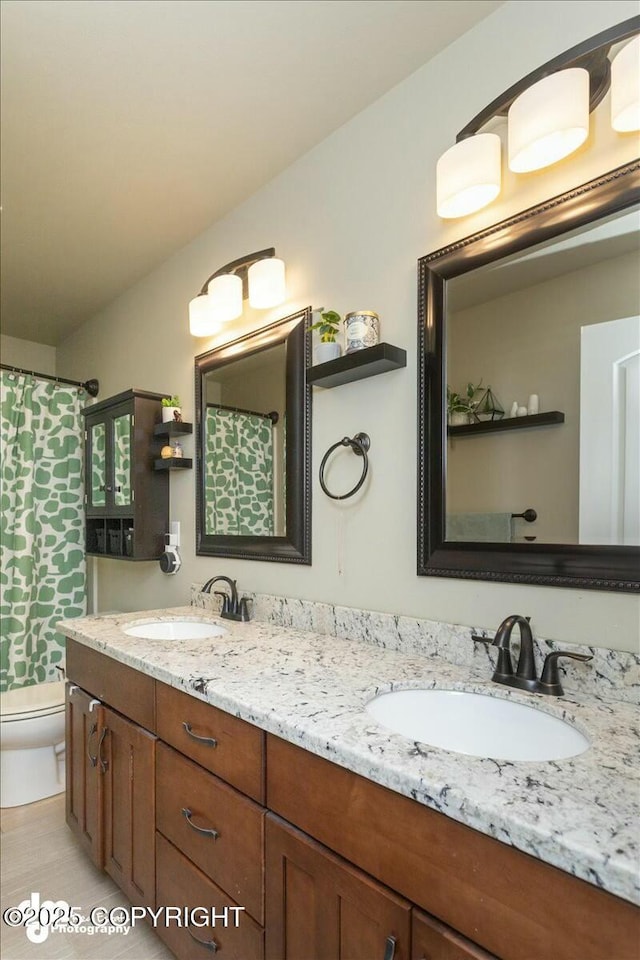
[
  {"left": 490, "top": 614, "right": 592, "bottom": 696},
  {"left": 201, "top": 576, "right": 251, "bottom": 622}
]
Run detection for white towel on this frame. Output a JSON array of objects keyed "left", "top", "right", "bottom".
[{"left": 446, "top": 512, "right": 513, "bottom": 542}]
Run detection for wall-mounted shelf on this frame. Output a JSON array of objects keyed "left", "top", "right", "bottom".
[
  {"left": 154, "top": 457, "right": 193, "bottom": 471},
  {"left": 448, "top": 411, "right": 565, "bottom": 437},
  {"left": 307, "top": 342, "right": 406, "bottom": 389},
  {"left": 154, "top": 421, "right": 193, "bottom": 438}
]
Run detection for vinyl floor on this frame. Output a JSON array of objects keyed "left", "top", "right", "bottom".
[{"left": 0, "top": 794, "right": 173, "bottom": 960}]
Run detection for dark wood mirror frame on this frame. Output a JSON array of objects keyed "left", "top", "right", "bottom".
[
  {"left": 195, "top": 306, "right": 312, "bottom": 564},
  {"left": 418, "top": 160, "right": 640, "bottom": 592}
]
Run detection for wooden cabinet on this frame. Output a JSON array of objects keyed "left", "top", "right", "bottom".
[
  {"left": 65, "top": 684, "right": 102, "bottom": 865},
  {"left": 412, "top": 910, "right": 495, "bottom": 960},
  {"left": 266, "top": 734, "right": 640, "bottom": 960},
  {"left": 65, "top": 642, "right": 157, "bottom": 909},
  {"left": 83, "top": 388, "right": 168, "bottom": 560},
  {"left": 154, "top": 681, "right": 266, "bottom": 959},
  {"left": 266, "top": 815, "right": 411, "bottom": 960},
  {"left": 65, "top": 642, "right": 640, "bottom": 960}
]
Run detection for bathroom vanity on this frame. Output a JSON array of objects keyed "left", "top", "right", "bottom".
[{"left": 59, "top": 608, "right": 640, "bottom": 960}]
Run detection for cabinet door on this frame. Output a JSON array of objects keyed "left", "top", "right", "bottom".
[
  {"left": 102, "top": 707, "right": 156, "bottom": 908},
  {"left": 412, "top": 909, "right": 496, "bottom": 960},
  {"left": 65, "top": 685, "right": 103, "bottom": 866},
  {"left": 86, "top": 418, "right": 108, "bottom": 513},
  {"left": 109, "top": 409, "right": 133, "bottom": 512},
  {"left": 266, "top": 815, "right": 410, "bottom": 960}
]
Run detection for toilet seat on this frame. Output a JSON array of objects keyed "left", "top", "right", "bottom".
[{"left": 0, "top": 680, "right": 65, "bottom": 723}]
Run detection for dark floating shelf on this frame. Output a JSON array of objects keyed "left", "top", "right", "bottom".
[
  {"left": 154, "top": 420, "right": 193, "bottom": 438},
  {"left": 154, "top": 457, "right": 193, "bottom": 471},
  {"left": 448, "top": 411, "right": 565, "bottom": 437},
  {"left": 307, "top": 342, "right": 407, "bottom": 389}
]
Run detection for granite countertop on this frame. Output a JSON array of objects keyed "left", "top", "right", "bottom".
[{"left": 57, "top": 606, "right": 640, "bottom": 906}]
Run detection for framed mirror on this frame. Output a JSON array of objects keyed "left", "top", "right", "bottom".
[
  {"left": 195, "top": 306, "right": 311, "bottom": 563},
  {"left": 418, "top": 160, "right": 640, "bottom": 591}
]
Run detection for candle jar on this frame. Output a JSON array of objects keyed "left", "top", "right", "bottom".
[{"left": 344, "top": 311, "right": 379, "bottom": 353}]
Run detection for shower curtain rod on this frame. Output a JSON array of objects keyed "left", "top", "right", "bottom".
[
  {"left": 207, "top": 401, "right": 279, "bottom": 425},
  {"left": 0, "top": 363, "right": 100, "bottom": 397}
]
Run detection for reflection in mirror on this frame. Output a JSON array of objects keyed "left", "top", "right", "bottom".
[
  {"left": 418, "top": 160, "right": 640, "bottom": 591},
  {"left": 195, "top": 307, "right": 311, "bottom": 564},
  {"left": 446, "top": 208, "right": 639, "bottom": 546},
  {"left": 113, "top": 414, "right": 131, "bottom": 507},
  {"left": 203, "top": 344, "right": 285, "bottom": 537}
]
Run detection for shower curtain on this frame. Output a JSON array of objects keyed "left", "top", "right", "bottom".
[
  {"left": 0, "top": 371, "right": 86, "bottom": 692},
  {"left": 205, "top": 407, "right": 274, "bottom": 536}
]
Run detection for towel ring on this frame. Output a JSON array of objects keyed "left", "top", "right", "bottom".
[{"left": 319, "top": 433, "right": 371, "bottom": 500}]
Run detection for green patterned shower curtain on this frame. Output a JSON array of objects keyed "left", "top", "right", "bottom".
[
  {"left": 0, "top": 372, "right": 86, "bottom": 692},
  {"left": 205, "top": 407, "right": 274, "bottom": 536}
]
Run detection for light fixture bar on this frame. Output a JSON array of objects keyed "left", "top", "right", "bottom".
[
  {"left": 196, "top": 247, "right": 276, "bottom": 299},
  {"left": 455, "top": 16, "right": 639, "bottom": 144}
]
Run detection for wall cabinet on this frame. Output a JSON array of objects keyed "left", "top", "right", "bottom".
[
  {"left": 83, "top": 389, "right": 168, "bottom": 560},
  {"left": 64, "top": 640, "right": 640, "bottom": 960}
]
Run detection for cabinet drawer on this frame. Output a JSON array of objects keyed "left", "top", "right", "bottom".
[
  {"left": 412, "top": 909, "right": 495, "bottom": 960},
  {"left": 266, "top": 734, "right": 640, "bottom": 960},
  {"left": 156, "top": 681, "right": 264, "bottom": 801},
  {"left": 66, "top": 639, "right": 155, "bottom": 731},
  {"left": 156, "top": 833, "right": 264, "bottom": 960},
  {"left": 156, "top": 743, "right": 264, "bottom": 923}
]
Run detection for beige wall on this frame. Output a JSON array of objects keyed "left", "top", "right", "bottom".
[
  {"left": 1, "top": 334, "right": 56, "bottom": 374},
  {"left": 448, "top": 250, "right": 639, "bottom": 543},
  {"left": 57, "top": 0, "right": 640, "bottom": 652}
]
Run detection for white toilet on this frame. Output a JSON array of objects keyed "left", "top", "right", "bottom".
[{"left": 0, "top": 680, "right": 66, "bottom": 807}]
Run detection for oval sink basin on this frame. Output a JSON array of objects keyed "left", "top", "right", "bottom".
[
  {"left": 365, "top": 689, "right": 589, "bottom": 761},
  {"left": 123, "top": 620, "right": 226, "bottom": 641}
]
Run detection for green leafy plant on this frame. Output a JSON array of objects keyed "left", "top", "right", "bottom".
[
  {"left": 162, "top": 395, "right": 181, "bottom": 408},
  {"left": 447, "top": 381, "right": 482, "bottom": 415},
  {"left": 309, "top": 310, "right": 342, "bottom": 344}
]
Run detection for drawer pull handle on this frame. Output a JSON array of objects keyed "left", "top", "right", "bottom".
[
  {"left": 87, "top": 722, "right": 98, "bottom": 767},
  {"left": 384, "top": 936, "right": 397, "bottom": 960},
  {"left": 183, "top": 721, "right": 217, "bottom": 748},
  {"left": 181, "top": 807, "right": 219, "bottom": 840},
  {"left": 188, "top": 928, "right": 219, "bottom": 952}
]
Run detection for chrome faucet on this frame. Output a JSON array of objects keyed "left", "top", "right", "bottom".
[
  {"left": 201, "top": 576, "right": 251, "bottom": 622},
  {"left": 490, "top": 614, "right": 592, "bottom": 696}
]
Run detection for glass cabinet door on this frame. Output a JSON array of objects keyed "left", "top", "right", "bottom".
[
  {"left": 112, "top": 413, "right": 132, "bottom": 508},
  {"left": 90, "top": 422, "right": 107, "bottom": 508}
]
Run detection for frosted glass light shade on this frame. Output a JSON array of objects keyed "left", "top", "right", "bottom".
[
  {"left": 611, "top": 36, "right": 640, "bottom": 132},
  {"left": 208, "top": 273, "right": 243, "bottom": 323},
  {"left": 436, "top": 134, "right": 501, "bottom": 219},
  {"left": 508, "top": 68, "right": 589, "bottom": 173},
  {"left": 189, "top": 294, "right": 221, "bottom": 337},
  {"left": 248, "top": 257, "right": 286, "bottom": 308}
]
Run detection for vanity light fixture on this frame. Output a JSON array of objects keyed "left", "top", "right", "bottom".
[
  {"left": 436, "top": 16, "right": 640, "bottom": 219},
  {"left": 611, "top": 34, "right": 640, "bottom": 132},
  {"left": 189, "top": 247, "right": 286, "bottom": 337}
]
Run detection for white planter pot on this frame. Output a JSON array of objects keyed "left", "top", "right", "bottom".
[
  {"left": 449, "top": 411, "right": 471, "bottom": 426},
  {"left": 162, "top": 407, "right": 181, "bottom": 423},
  {"left": 314, "top": 342, "right": 342, "bottom": 365}
]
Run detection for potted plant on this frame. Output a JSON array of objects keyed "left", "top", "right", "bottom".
[
  {"left": 309, "top": 310, "right": 342, "bottom": 364},
  {"left": 162, "top": 395, "right": 182, "bottom": 423},
  {"left": 447, "top": 382, "right": 482, "bottom": 426}
]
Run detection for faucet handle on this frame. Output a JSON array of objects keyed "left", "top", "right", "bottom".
[
  {"left": 213, "top": 591, "right": 231, "bottom": 614},
  {"left": 237, "top": 597, "right": 252, "bottom": 622},
  {"left": 539, "top": 651, "right": 593, "bottom": 696}
]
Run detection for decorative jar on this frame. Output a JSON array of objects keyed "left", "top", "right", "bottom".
[{"left": 345, "top": 311, "right": 379, "bottom": 353}]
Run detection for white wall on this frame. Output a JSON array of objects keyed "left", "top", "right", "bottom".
[
  {"left": 57, "top": 0, "right": 640, "bottom": 652},
  {"left": 1, "top": 335, "right": 56, "bottom": 374}
]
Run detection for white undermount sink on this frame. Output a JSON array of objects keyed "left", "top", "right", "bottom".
[
  {"left": 365, "top": 688, "right": 590, "bottom": 762},
  {"left": 123, "top": 620, "right": 226, "bottom": 641}
]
